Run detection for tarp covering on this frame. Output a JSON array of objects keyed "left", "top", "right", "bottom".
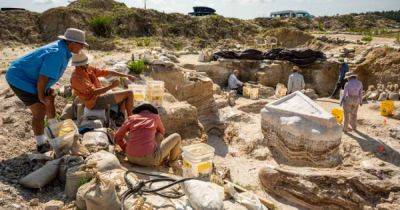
[{"left": 212, "top": 48, "right": 325, "bottom": 65}]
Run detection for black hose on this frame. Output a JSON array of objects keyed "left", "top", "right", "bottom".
[{"left": 120, "top": 169, "right": 196, "bottom": 210}]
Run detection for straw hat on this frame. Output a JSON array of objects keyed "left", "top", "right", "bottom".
[
  {"left": 344, "top": 72, "right": 357, "bottom": 79},
  {"left": 71, "top": 52, "right": 91, "bottom": 66},
  {"left": 58, "top": 28, "right": 89, "bottom": 46},
  {"left": 133, "top": 102, "right": 159, "bottom": 115}
]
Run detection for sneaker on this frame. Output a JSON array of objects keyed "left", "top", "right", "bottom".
[{"left": 37, "top": 142, "right": 51, "bottom": 153}]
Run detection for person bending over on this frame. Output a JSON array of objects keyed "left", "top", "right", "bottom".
[{"left": 70, "top": 52, "right": 135, "bottom": 117}]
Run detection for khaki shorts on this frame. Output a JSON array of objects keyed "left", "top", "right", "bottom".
[
  {"left": 92, "top": 92, "right": 117, "bottom": 109},
  {"left": 127, "top": 133, "right": 182, "bottom": 167}
]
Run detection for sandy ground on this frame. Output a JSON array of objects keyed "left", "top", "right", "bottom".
[
  {"left": 0, "top": 43, "right": 399, "bottom": 209},
  {"left": 312, "top": 33, "right": 398, "bottom": 46}
]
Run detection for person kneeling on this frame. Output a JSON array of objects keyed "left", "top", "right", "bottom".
[
  {"left": 70, "top": 52, "right": 135, "bottom": 117},
  {"left": 114, "top": 102, "right": 182, "bottom": 168}
]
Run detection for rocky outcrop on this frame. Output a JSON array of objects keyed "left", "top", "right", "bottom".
[
  {"left": 195, "top": 59, "right": 338, "bottom": 97},
  {"left": 0, "top": 10, "right": 41, "bottom": 44},
  {"left": 259, "top": 159, "right": 400, "bottom": 209},
  {"left": 159, "top": 101, "right": 204, "bottom": 139},
  {"left": 261, "top": 91, "right": 342, "bottom": 167}
]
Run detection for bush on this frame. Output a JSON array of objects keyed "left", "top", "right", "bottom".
[
  {"left": 396, "top": 32, "right": 400, "bottom": 44},
  {"left": 89, "top": 16, "right": 113, "bottom": 37},
  {"left": 127, "top": 60, "right": 147, "bottom": 75},
  {"left": 361, "top": 31, "right": 373, "bottom": 42},
  {"left": 136, "top": 37, "right": 152, "bottom": 47}
]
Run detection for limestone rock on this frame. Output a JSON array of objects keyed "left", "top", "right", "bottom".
[
  {"left": 367, "top": 91, "right": 380, "bottom": 100},
  {"left": 388, "top": 92, "right": 399, "bottom": 101},
  {"left": 160, "top": 101, "right": 203, "bottom": 139},
  {"left": 378, "top": 92, "right": 388, "bottom": 101},
  {"left": 43, "top": 200, "right": 64, "bottom": 210},
  {"left": 259, "top": 159, "right": 400, "bottom": 210},
  {"left": 261, "top": 91, "right": 342, "bottom": 167},
  {"left": 302, "top": 89, "right": 318, "bottom": 100},
  {"left": 258, "top": 86, "right": 275, "bottom": 99},
  {"left": 228, "top": 158, "right": 265, "bottom": 190}
]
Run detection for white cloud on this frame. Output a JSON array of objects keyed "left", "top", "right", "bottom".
[{"left": 34, "top": 0, "right": 57, "bottom": 4}]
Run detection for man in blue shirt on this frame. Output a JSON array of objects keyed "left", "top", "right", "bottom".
[
  {"left": 6, "top": 28, "right": 87, "bottom": 153},
  {"left": 330, "top": 58, "right": 349, "bottom": 99}
]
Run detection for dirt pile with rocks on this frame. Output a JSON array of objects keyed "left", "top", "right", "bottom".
[
  {"left": 354, "top": 46, "right": 400, "bottom": 87},
  {"left": 0, "top": 10, "right": 41, "bottom": 44}
]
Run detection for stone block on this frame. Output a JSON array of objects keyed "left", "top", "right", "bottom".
[{"left": 261, "top": 91, "right": 342, "bottom": 167}]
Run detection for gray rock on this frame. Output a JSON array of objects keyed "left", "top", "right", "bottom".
[
  {"left": 388, "top": 92, "right": 399, "bottom": 101},
  {"left": 378, "top": 92, "right": 388, "bottom": 101}
]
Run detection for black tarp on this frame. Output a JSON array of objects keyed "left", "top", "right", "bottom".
[{"left": 212, "top": 48, "right": 325, "bottom": 65}]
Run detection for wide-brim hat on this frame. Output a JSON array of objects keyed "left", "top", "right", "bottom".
[
  {"left": 133, "top": 102, "right": 159, "bottom": 115},
  {"left": 71, "top": 52, "right": 91, "bottom": 67},
  {"left": 58, "top": 28, "right": 89, "bottom": 47},
  {"left": 344, "top": 72, "right": 357, "bottom": 79}
]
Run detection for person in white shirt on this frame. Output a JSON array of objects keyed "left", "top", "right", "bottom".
[
  {"left": 228, "top": 69, "right": 244, "bottom": 94},
  {"left": 287, "top": 66, "right": 305, "bottom": 94}
]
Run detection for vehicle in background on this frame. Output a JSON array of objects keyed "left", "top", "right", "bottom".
[{"left": 189, "top": 6, "right": 216, "bottom": 16}]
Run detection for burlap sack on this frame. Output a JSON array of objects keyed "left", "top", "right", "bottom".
[
  {"left": 65, "top": 165, "right": 94, "bottom": 199},
  {"left": 58, "top": 155, "right": 84, "bottom": 183},
  {"left": 19, "top": 158, "right": 61, "bottom": 189},
  {"left": 85, "top": 150, "right": 121, "bottom": 172},
  {"left": 82, "top": 129, "right": 110, "bottom": 153},
  {"left": 84, "top": 173, "right": 121, "bottom": 210}
]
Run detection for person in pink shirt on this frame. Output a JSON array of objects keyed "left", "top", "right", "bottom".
[
  {"left": 340, "top": 72, "right": 363, "bottom": 132},
  {"left": 114, "top": 102, "right": 182, "bottom": 167}
]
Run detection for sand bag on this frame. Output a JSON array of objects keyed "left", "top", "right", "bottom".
[
  {"left": 76, "top": 178, "right": 96, "bottom": 210},
  {"left": 65, "top": 165, "right": 94, "bottom": 199},
  {"left": 275, "top": 83, "right": 287, "bottom": 97},
  {"left": 82, "top": 129, "right": 110, "bottom": 153},
  {"left": 84, "top": 173, "right": 121, "bottom": 210},
  {"left": 58, "top": 155, "right": 84, "bottom": 183},
  {"left": 19, "top": 158, "right": 61, "bottom": 189},
  {"left": 61, "top": 103, "right": 75, "bottom": 120},
  {"left": 85, "top": 150, "right": 121, "bottom": 172},
  {"left": 182, "top": 180, "right": 224, "bottom": 210}
]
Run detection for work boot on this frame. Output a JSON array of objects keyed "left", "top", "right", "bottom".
[{"left": 37, "top": 142, "right": 51, "bottom": 153}]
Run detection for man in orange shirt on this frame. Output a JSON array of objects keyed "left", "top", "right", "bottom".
[
  {"left": 114, "top": 102, "right": 182, "bottom": 168},
  {"left": 70, "top": 53, "right": 135, "bottom": 117}
]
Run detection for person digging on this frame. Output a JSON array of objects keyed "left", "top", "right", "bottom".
[
  {"left": 70, "top": 52, "right": 136, "bottom": 119},
  {"left": 330, "top": 58, "right": 349, "bottom": 99},
  {"left": 114, "top": 102, "right": 182, "bottom": 171},
  {"left": 6, "top": 28, "right": 87, "bottom": 153},
  {"left": 228, "top": 69, "right": 244, "bottom": 95}
]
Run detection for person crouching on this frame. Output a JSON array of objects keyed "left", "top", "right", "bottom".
[{"left": 114, "top": 102, "right": 182, "bottom": 168}]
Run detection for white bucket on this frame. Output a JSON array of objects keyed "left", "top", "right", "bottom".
[{"left": 182, "top": 143, "right": 215, "bottom": 178}]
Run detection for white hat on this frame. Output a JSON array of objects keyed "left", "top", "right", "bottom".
[
  {"left": 58, "top": 28, "right": 89, "bottom": 46},
  {"left": 344, "top": 72, "right": 357, "bottom": 79},
  {"left": 71, "top": 52, "right": 91, "bottom": 66}
]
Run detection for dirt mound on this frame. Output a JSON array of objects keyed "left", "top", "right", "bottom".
[
  {"left": 68, "top": 0, "right": 126, "bottom": 10},
  {"left": 262, "top": 28, "right": 314, "bottom": 48},
  {"left": 354, "top": 46, "right": 400, "bottom": 87},
  {"left": 38, "top": 7, "right": 92, "bottom": 42},
  {"left": 0, "top": 10, "right": 41, "bottom": 44}
]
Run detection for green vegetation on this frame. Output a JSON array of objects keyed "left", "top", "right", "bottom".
[
  {"left": 396, "top": 32, "right": 400, "bottom": 44},
  {"left": 361, "top": 31, "right": 373, "bottom": 42},
  {"left": 317, "top": 21, "right": 325, "bottom": 31},
  {"left": 136, "top": 37, "right": 152, "bottom": 47},
  {"left": 89, "top": 16, "right": 114, "bottom": 37},
  {"left": 77, "top": 177, "right": 92, "bottom": 188},
  {"left": 128, "top": 60, "right": 147, "bottom": 75}
]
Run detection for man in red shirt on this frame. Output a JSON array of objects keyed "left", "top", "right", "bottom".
[{"left": 114, "top": 103, "right": 182, "bottom": 167}]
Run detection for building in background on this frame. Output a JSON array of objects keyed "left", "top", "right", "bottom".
[{"left": 271, "top": 10, "right": 312, "bottom": 18}]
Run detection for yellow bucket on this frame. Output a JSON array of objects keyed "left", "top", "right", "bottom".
[
  {"left": 331, "top": 108, "right": 344, "bottom": 124},
  {"left": 380, "top": 100, "right": 394, "bottom": 116}
]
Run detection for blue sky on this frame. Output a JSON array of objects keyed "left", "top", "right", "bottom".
[{"left": 1, "top": 0, "right": 399, "bottom": 19}]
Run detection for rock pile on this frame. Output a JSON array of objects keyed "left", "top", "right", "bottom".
[{"left": 364, "top": 83, "right": 400, "bottom": 101}]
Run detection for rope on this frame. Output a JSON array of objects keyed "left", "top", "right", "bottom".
[{"left": 120, "top": 169, "right": 196, "bottom": 210}]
